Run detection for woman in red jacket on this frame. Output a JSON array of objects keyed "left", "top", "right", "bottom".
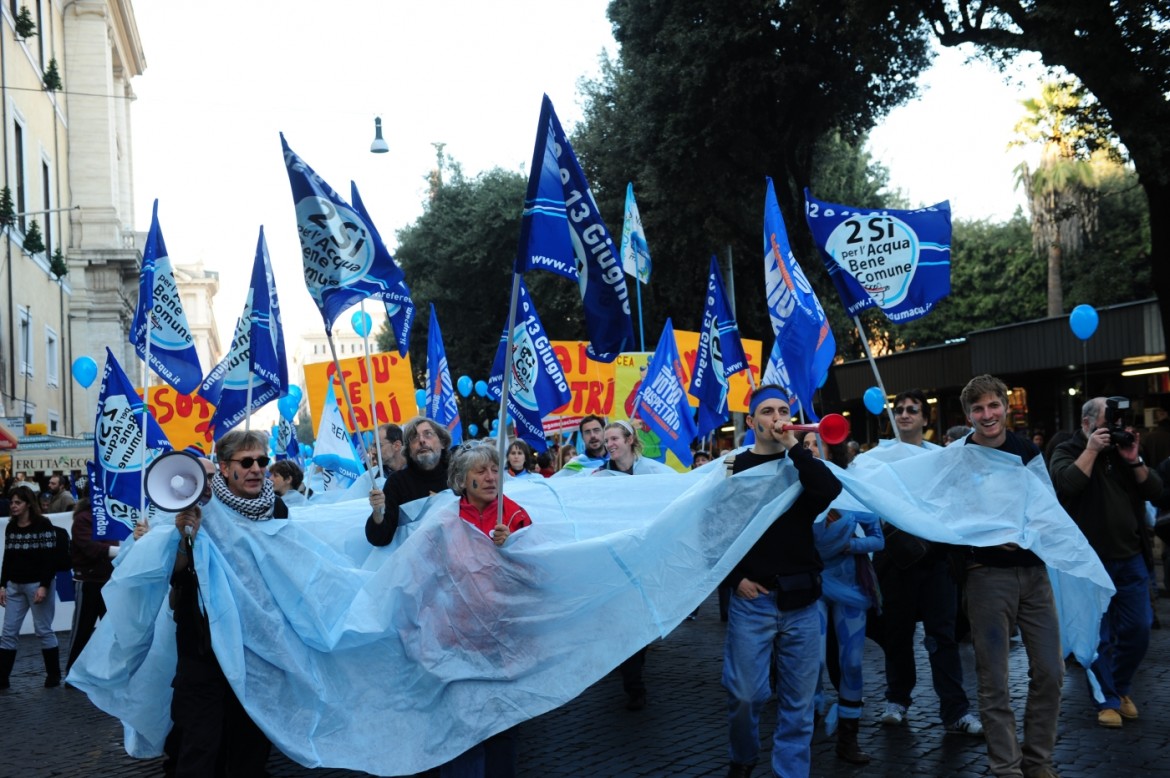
[{"left": 449, "top": 442, "right": 531, "bottom": 545}]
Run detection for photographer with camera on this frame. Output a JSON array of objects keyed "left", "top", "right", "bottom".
[{"left": 1050, "top": 396, "right": 1161, "bottom": 729}]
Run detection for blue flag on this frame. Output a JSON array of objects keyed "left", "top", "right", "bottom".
[
  {"left": 804, "top": 189, "right": 952, "bottom": 323},
  {"left": 92, "top": 348, "right": 173, "bottom": 540},
  {"left": 425, "top": 304, "right": 462, "bottom": 446},
  {"left": 619, "top": 183, "right": 652, "bottom": 284},
  {"left": 515, "top": 95, "right": 635, "bottom": 363},
  {"left": 487, "top": 277, "right": 571, "bottom": 452},
  {"left": 129, "top": 200, "right": 203, "bottom": 394},
  {"left": 689, "top": 256, "right": 749, "bottom": 438},
  {"left": 632, "top": 318, "right": 697, "bottom": 467},
  {"left": 351, "top": 182, "right": 415, "bottom": 357},
  {"left": 764, "top": 179, "right": 836, "bottom": 421},
  {"left": 281, "top": 134, "right": 407, "bottom": 335},
  {"left": 200, "top": 228, "right": 288, "bottom": 438},
  {"left": 275, "top": 417, "right": 300, "bottom": 462}
]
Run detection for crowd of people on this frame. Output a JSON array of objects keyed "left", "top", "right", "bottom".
[{"left": 0, "top": 375, "right": 1165, "bottom": 778}]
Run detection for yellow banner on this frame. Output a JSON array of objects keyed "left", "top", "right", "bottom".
[
  {"left": 546, "top": 332, "right": 762, "bottom": 420},
  {"left": 303, "top": 351, "right": 417, "bottom": 434},
  {"left": 145, "top": 385, "right": 217, "bottom": 455}
]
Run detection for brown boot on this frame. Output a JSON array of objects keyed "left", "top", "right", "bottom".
[{"left": 836, "top": 716, "right": 871, "bottom": 765}]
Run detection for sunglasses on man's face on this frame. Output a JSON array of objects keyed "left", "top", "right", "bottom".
[
  {"left": 894, "top": 405, "right": 921, "bottom": 416},
  {"left": 228, "top": 456, "right": 270, "bottom": 469}
]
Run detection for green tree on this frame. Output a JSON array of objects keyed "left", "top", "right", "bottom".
[
  {"left": 22, "top": 219, "right": 45, "bottom": 256},
  {"left": 0, "top": 186, "right": 14, "bottom": 231},
  {"left": 42, "top": 58, "right": 62, "bottom": 92},
  {"left": 906, "top": 0, "right": 1170, "bottom": 354},
  {"left": 574, "top": 0, "right": 932, "bottom": 353},
  {"left": 893, "top": 213, "right": 1044, "bottom": 347},
  {"left": 14, "top": 5, "right": 36, "bottom": 40},
  {"left": 378, "top": 165, "right": 585, "bottom": 388},
  {"left": 1012, "top": 79, "right": 1117, "bottom": 316}
]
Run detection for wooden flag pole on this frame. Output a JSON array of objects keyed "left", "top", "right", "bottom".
[
  {"left": 325, "top": 333, "right": 377, "bottom": 490},
  {"left": 359, "top": 301, "right": 384, "bottom": 476},
  {"left": 495, "top": 272, "right": 523, "bottom": 529},
  {"left": 852, "top": 314, "right": 898, "bottom": 437}
]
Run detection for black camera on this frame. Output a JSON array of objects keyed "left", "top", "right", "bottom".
[{"left": 1104, "top": 396, "right": 1136, "bottom": 447}]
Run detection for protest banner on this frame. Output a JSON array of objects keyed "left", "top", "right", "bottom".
[{"left": 303, "top": 351, "right": 416, "bottom": 434}]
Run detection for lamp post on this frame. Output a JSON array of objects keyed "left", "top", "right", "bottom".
[{"left": 370, "top": 117, "right": 389, "bottom": 154}]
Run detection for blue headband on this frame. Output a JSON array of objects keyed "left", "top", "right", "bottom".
[{"left": 749, "top": 387, "right": 790, "bottom": 416}]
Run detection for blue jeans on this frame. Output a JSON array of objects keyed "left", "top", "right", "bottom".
[
  {"left": 1090, "top": 553, "right": 1152, "bottom": 710},
  {"left": 1, "top": 581, "right": 57, "bottom": 650},
  {"left": 723, "top": 592, "right": 820, "bottom": 778}
]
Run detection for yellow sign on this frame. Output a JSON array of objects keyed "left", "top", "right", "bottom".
[
  {"left": 549, "top": 341, "right": 616, "bottom": 417},
  {"left": 145, "top": 385, "right": 217, "bottom": 455},
  {"left": 303, "top": 351, "right": 417, "bottom": 434}
]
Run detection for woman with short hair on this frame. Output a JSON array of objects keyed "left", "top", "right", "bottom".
[{"left": 448, "top": 443, "right": 532, "bottom": 546}]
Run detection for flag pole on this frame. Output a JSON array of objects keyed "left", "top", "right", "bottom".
[
  {"left": 635, "top": 254, "right": 646, "bottom": 352},
  {"left": 359, "top": 300, "right": 384, "bottom": 476},
  {"left": 852, "top": 314, "right": 897, "bottom": 437},
  {"left": 244, "top": 372, "right": 253, "bottom": 434},
  {"left": 325, "top": 332, "right": 376, "bottom": 489},
  {"left": 139, "top": 308, "right": 153, "bottom": 526},
  {"left": 495, "top": 272, "right": 523, "bottom": 529}
]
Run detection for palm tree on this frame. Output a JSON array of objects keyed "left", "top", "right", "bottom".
[{"left": 1012, "top": 80, "right": 1118, "bottom": 317}]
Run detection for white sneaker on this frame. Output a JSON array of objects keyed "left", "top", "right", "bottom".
[
  {"left": 946, "top": 712, "right": 984, "bottom": 736},
  {"left": 881, "top": 702, "right": 907, "bottom": 726}
]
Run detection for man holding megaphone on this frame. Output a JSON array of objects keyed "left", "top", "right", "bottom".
[{"left": 165, "top": 429, "right": 289, "bottom": 777}]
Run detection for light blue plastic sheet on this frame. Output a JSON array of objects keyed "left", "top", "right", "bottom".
[{"left": 68, "top": 443, "right": 1113, "bottom": 775}]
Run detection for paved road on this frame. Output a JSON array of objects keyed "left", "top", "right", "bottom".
[{"left": 3, "top": 592, "right": 1168, "bottom": 777}]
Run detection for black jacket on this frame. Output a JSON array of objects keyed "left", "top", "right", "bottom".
[{"left": 365, "top": 451, "right": 451, "bottom": 546}]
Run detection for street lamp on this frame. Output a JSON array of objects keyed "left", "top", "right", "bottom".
[{"left": 370, "top": 116, "right": 389, "bottom": 154}]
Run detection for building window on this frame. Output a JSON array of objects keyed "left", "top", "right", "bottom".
[
  {"left": 47, "top": 410, "right": 59, "bottom": 435},
  {"left": 18, "top": 307, "right": 32, "bottom": 376},
  {"left": 45, "top": 326, "right": 58, "bottom": 386},
  {"left": 13, "top": 120, "right": 26, "bottom": 233},
  {"left": 41, "top": 160, "right": 52, "bottom": 256}
]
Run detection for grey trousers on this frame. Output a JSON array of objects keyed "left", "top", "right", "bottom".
[
  {"left": 1, "top": 581, "right": 58, "bottom": 650},
  {"left": 966, "top": 565, "right": 1063, "bottom": 778}
]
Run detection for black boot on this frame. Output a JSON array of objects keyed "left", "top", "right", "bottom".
[
  {"left": 42, "top": 647, "right": 61, "bottom": 688},
  {"left": 836, "top": 716, "right": 871, "bottom": 765},
  {"left": 0, "top": 648, "right": 16, "bottom": 690},
  {"left": 727, "top": 761, "right": 755, "bottom": 778}
]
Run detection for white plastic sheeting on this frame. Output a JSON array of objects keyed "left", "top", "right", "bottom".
[{"left": 67, "top": 442, "right": 1112, "bottom": 776}]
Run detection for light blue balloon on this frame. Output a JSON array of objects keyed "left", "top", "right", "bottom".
[
  {"left": 491, "top": 419, "right": 500, "bottom": 431},
  {"left": 415, "top": 389, "right": 427, "bottom": 408},
  {"left": 475, "top": 380, "right": 489, "bottom": 398},
  {"left": 457, "top": 375, "right": 473, "bottom": 397},
  {"left": 1069, "top": 304, "right": 1099, "bottom": 340},
  {"left": 278, "top": 395, "right": 299, "bottom": 421},
  {"left": 863, "top": 386, "right": 886, "bottom": 416},
  {"left": 71, "top": 356, "right": 98, "bottom": 389},
  {"left": 286, "top": 385, "right": 303, "bottom": 403},
  {"left": 351, "top": 310, "right": 373, "bottom": 338},
  {"left": 469, "top": 424, "right": 479, "bottom": 436}
]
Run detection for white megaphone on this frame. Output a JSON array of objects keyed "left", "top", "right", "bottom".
[{"left": 144, "top": 451, "right": 208, "bottom": 513}]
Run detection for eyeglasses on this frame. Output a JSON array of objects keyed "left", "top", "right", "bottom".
[
  {"left": 894, "top": 405, "right": 921, "bottom": 416},
  {"left": 228, "top": 456, "right": 270, "bottom": 469}
]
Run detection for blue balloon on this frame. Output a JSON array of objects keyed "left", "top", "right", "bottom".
[
  {"left": 457, "top": 375, "right": 473, "bottom": 397},
  {"left": 351, "top": 310, "right": 373, "bottom": 337},
  {"left": 469, "top": 424, "right": 479, "bottom": 436},
  {"left": 475, "top": 380, "right": 489, "bottom": 398},
  {"left": 863, "top": 386, "right": 886, "bottom": 416},
  {"left": 286, "top": 385, "right": 303, "bottom": 403},
  {"left": 415, "top": 388, "right": 427, "bottom": 408},
  {"left": 1069, "top": 304, "right": 1099, "bottom": 340},
  {"left": 491, "top": 419, "right": 500, "bottom": 431},
  {"left": 277, "top": 395, "right": 299, "bottom": 421},
  {"left": 71, "top": 356, "right": 98, "bottom": 389}
]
